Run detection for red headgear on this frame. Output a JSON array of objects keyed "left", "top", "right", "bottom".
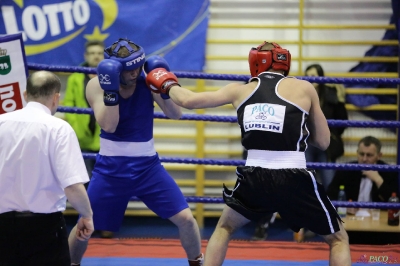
[{"left": 248, "top": 41, "right": 291, "bottom": 77}]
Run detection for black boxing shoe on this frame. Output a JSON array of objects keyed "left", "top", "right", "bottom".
[
  {"left": 188, "top": 253, "right": 204, "bottom": 266},
  {"left": 251, "top": 223, "right": 268, "bottom": 241}
]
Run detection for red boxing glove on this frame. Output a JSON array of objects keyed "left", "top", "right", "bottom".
[{"left": 145, "top": 68, "right": 180, "bottom": 95}]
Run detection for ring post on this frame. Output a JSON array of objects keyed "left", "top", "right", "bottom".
[{"left": 396, "top": 1, "right": 400, "bottom": 196}]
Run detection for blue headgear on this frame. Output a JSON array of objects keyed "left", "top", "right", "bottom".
[{"left": 104, "top": 38, "right": 146, "bottom": 71}]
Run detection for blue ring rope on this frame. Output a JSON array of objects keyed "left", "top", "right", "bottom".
[{"left": 30, "top": 63, "right": 400, "bottom": 209}]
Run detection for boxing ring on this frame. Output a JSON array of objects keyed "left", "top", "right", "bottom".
[{"left": 31, "top": 62, "right": 400, "bottom": 265}]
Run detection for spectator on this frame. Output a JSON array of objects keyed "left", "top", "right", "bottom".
[
  {"left": 64, "top": 40, "right": 104, "bottom": 178},
  {"left": 327, "top": 136, "right": 399, "bottom": 203},
  {"left": 0, "top": 71, "right": 93, "bottom": 265},
  {"left": 305, "top": 64, "right": 348, "bottom": 190}
]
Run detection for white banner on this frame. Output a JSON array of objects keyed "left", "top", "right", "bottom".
[{"left": 0, "top": 33, "right": 28, "bottom": 114}]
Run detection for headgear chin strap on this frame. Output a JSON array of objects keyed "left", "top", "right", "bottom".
[
  {"left": 248, "top": 41, "right": 291, "bottom": 77},
  {"left": 104, "top": 38, "right": 146, "bottom": 71}
]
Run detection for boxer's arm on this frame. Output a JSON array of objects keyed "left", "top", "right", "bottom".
[
  {"left": 306, "top": 83, "right": 330, "bottom": 150},
  {"left": 154, "top": 94, "right": 182, "bottom": 120},
  {"left": 86, "top": 77, "right": 120, "bottom": 133},
  {"left": 168, "top": 83, "right": 238, "bottom": 109}
]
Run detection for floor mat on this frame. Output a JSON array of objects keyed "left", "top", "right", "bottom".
[
  {"left": 83, "top": 238, "right": 400, "bottom": 265},
  {"left": 81, "top": 258, "right": 354, "bottom": 266}
]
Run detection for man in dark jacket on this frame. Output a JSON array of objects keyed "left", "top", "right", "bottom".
[{"left": 327, "top": 136, "right": 398, "bottom": 202}]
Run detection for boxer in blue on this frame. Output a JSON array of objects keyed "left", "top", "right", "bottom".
[{"left": 68, "top": 38, "right": 203, "bottom": 266}]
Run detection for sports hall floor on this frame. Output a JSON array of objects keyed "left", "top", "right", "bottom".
[{"left": 65, "top": 215, "right": 400, "bottom": 265}]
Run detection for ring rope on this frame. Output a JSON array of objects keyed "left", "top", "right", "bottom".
[
  {"left": 82, "top": 148, "right": 400, "bottom": 207},
  {"left": 29, "top": 63, "right": 400, "bottom": 210},
  {"left": 128, "top": 196, "right": 400, "bottom": 209},
  {"left": 28, "top": 63, "right": 400, "bottom": 85},
  {"left": 59, "top": 107, "right": 400, "bottom": 128},
  {"left": 82, "top": 153, "right": 400, "bottom": 171}
]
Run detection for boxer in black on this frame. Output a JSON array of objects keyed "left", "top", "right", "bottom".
[{"left": 146, "top": 41, "right": 351, "bottom": 266}]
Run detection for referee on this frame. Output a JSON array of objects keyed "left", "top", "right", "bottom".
[{"left": 0, "top": 71, "right": 94, "bottom": 265}]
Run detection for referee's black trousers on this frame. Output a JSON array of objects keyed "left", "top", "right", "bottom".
[{"left": 0, "top": 211, "right": 70, "bottom": 266}]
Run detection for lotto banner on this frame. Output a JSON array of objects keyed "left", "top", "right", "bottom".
[
  {"left": 0, "top": 0, "right": 210, "bottom": 71},
  {"left": 0, "top": 33, "right": 28, "bottom": 114}
]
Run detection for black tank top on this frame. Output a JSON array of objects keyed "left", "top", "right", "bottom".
[{"left": 237, "top": 72, "right": 309, "bottom": 152}]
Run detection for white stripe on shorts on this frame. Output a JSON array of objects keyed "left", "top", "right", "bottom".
[{"left": 307, "top": 170, "right": 335, "bottom": 234}]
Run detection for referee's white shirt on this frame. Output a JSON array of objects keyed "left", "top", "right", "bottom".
[{"left": 0, "top": 102, "right": 89, "bottom": 214}]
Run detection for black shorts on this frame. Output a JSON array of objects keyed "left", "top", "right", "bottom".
[
  {"left": 0, "top": 211, "right": 70, "bottom": 266},
  {"left": 223, "top": 166, "right": 341, "bottom": 235}
]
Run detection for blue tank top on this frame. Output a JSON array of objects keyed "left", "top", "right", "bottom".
[{"left": 100, "top": 72, "right": 154, "bottom": 142}]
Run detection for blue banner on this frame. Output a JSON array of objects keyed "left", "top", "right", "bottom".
[{"left": 0, "top": 0, "right": 209, "bottom": 71}]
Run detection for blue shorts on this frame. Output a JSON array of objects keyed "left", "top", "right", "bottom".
[{"left": 87, "top": 154, "right": 188, "bottom": 232}]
